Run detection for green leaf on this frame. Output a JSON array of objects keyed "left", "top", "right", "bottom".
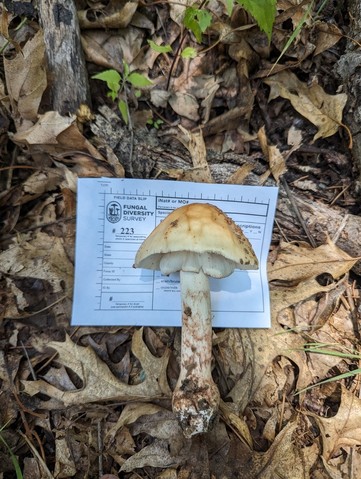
[
  {"left": 185, "top": 17, "right": 202, "bottom": 43},
  {"left": 181, "top": 47, "right": 197, "bottom": 59},
  {"left": 296, "top": 369, "right": 361, "bottom": 395},
  {"left": 0, "top": 432, "right": 23, "bottom": 479},
  {"left": 196, "top": 9, "right": 212, "bottom": 32},
  {"left": 184, "top": 8, "right": 199, "bottom": 41},
  {"left": 127, "top": 72, "right": 153, "bottom": 88},
  {"left": 302, "top": 345, "right": 361, "bottom": 360},
  {"left": 118, "top": 99, "right": 129, "bottom": 125},
  {"left": 107, "top": 90, "right": 117, "bottom": 101},
  {"left": 122, "top": 60, "right": 130, "bottom": 79},
  {"left": 92, "top": 69, "right": 121, "bottom": 95},
  {"left": 147, "top": 40, "right": 173, "bottom": 53},
  {"left": 146, "top": 118, "right": 164, "bottom": 129},
  {"left": 270, "top": 0, "right": 314, "bottom": 72},
  {"left": 224, "top": 0, "right": 234, "bottom": 16},
  {"left": 184, "top": 7, "right": 212, "bottom": 43},
  {"left": 236, "top": 0, "right": 277, "bottom": 42}
]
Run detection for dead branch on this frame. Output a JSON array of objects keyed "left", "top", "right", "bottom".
[{"left": 38, "top": 0, "right": 90, "bottom": 114}]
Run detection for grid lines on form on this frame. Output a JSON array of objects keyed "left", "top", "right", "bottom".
[{"left": 96, "top": 192, "right": 106, "bottom": 310}]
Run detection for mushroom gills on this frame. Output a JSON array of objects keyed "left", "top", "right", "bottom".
[{"left": 160, "top": 251, "right": 238, "bottom": 278}]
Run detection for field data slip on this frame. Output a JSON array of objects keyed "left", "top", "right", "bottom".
[{"left": 72, "top": 178, "right": 278, "bottom": 327}]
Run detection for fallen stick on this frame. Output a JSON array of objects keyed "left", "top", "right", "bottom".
[
  {"left": 38, "top": 0, "right": 90, "bottom": 114},
  {"left": 276, "top": 191, "right": 361, "bottom": 274}
]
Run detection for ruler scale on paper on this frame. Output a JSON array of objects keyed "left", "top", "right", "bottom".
[{"left": 72, "top": 178, "right": 278, "bottom": 327}]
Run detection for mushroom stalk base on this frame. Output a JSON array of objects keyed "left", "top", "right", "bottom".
[{"left": 172, "top": 270, "right": 220, "bottom": 438}]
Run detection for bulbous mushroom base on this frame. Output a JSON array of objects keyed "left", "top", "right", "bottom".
[{"left": 172, "top": 380, "right": 220, "bottom": 438}]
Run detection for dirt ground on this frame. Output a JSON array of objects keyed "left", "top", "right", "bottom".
[{"left": 0, "top": 1, "right": 361, "bottom": 478}]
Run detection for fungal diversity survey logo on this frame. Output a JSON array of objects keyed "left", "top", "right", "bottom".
[{"left": 106, "top": 202, "right": 121, "bottom": 223}]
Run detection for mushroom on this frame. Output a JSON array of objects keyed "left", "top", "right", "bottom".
[{"left": 134, "top": 203, "right": 258, "bottom": 437}]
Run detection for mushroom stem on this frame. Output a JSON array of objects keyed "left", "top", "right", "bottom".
[{"left": 172, "top": 270, "right": 220, "bottom": 438}]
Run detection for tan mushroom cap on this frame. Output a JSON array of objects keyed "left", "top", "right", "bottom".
[{"left": 134, "top": 203, "right": 258, "bottom": 278}]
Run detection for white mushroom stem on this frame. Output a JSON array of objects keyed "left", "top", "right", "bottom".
[{"left": 172, "top": 270, "right": 220, "bottom": 438}]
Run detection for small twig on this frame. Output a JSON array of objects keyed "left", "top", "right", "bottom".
[
  {"left": 5, "top": 295, "right": 68, "bottom": 321},
  {"left": 97, "top": 420, "right": 103, "bottom": 478},
  {"left": 21, "top": 341, "right": 37, "bottom": 380},
  {"left": 347, "top": 281, "right": 361, "bottom": 341},
  {"left": 0, "top": 165, "right": 39, "bottom": 172},
  {"left": 12, "top": 387, "right": 45, "bottom": 419},
  {"left": 281, "top": 177, "right": 317, "bottom": 248},
  {"left": 3, "top": 145, "right": 19, "bottom": 190},
  {"left": 199, "top": 105, "right": 250, "bottom": 137},
  {"left": 330, "top": 184, "right": 351, "bottom": 206},
  {"left": 13, "top": 386, "right": 47, "bottom": 462},
  {"left": 129, "top": 128, "right": 135, "bottom": 177},
  {"left": 122, "top": 82, "right": 135, "bottom": 177},
  {"left": 166, "top": 30, "right": 187, "bottom": 91},
  {"left": 331, "top": 212, "right": 349, "bottom": 243},
  {"left": 0, "top": 216, "right": 75, "bottom": 243},
  {"left": 274, "top": 218, "right": 289, "bottom": 242},
  {"left": 145, "top": 100, "right": 173, "bottom": 126},
  {"left": 278, "top": 389, "right": 287, "bottom": 433},
  {"left": 19, "top": 432, "right": 54, "bottom": 479}
]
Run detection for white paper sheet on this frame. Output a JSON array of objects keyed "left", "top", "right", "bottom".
[{"left": 71, "top": 178, "right": 278, "bottom": 327}]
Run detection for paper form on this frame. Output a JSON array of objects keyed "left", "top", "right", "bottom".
[{"left": 71, "top": 178, "right": 278, "bottom": 327}]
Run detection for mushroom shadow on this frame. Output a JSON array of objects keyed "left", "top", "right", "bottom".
[{"left": 210, "top": 272, "right": 252, "bottom": 294}]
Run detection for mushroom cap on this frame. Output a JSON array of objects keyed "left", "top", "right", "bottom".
[{"left": 134, "top": 203, "right": 258, "bottom": 278}]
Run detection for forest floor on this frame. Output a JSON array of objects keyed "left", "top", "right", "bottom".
[{"left": 0, "top": 1, "right": 361, "bottom": 478}]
